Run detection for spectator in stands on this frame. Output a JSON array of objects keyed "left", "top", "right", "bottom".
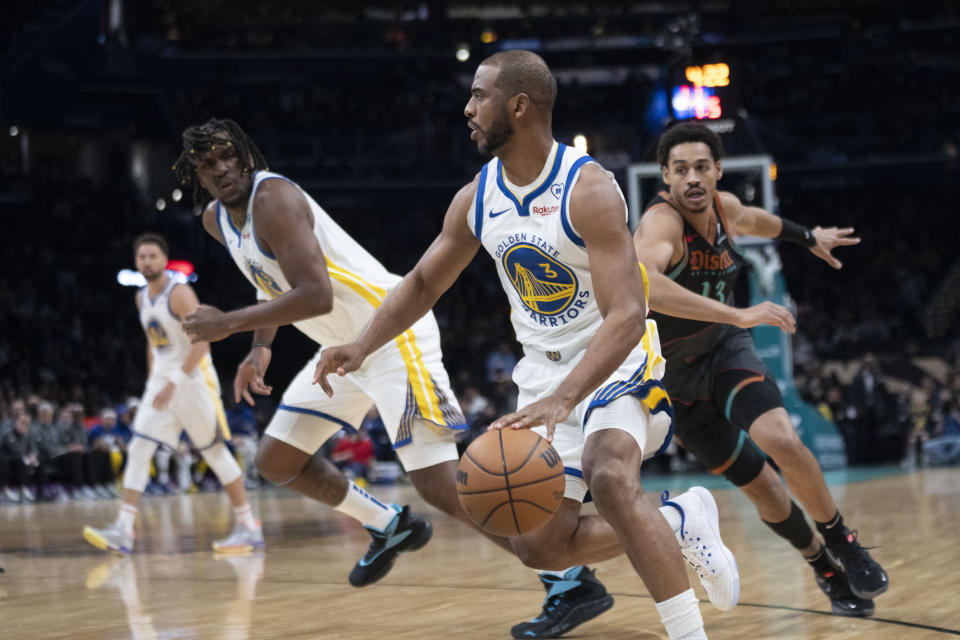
[
  {"left": 87, "top": 408, "right": 127, "bottom": 497},
  {"left": 54, "top": 404, "right": 101, "bottom": 499},
  {"left": 0, "top": 412, "right": 43, "bottom": 502},
  {"left": 359, "top": 406, "right": 392, "bottom": 463},
  {"left": 0, "top": 397, "right": 25, "bottom": 434},
  {"left": 227, "top": 402, "right": 260, "bottom": 489},
  {"left": 485, "top": 342, "right": 517, "bottom": 384},
  {"left": 330, "top": 425, "right": 376, "bottom": 486},
  {"left": 903, "top": 386, "right": 933, "bottom": 468},
  {"left": 849, "top": 353, "right": 891, "bottom": 463}
]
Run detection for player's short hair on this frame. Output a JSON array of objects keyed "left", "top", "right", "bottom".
[
  {"left": 172, "top": 118, "right": 269, "bottom": 205},
  {"left": 656, "top": 122, "right": 725, "bottom": 167},
  {"left": 479, "top": 50, "right": 558, "bottom": 116},
  {"left": 133, "top": 232, "right": 169, "bottom": 257}
]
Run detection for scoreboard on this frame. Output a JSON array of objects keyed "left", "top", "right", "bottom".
[{"left": 670, "top": 61, "right": 740, "bottom": 121}]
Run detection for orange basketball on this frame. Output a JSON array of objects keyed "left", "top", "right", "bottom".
[{"left": 456, "top": 429, "right": 565, "bottom": 537}]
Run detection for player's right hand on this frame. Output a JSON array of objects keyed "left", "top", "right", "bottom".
[
  {"left": 733, "top": 301, "right": 796, "bottom": 333},
  {"left": 313, "top": 343, "right": 367, "bottom": 397},
  {"left": 234, "top": 347, "right": 273, "bottom": 406}
]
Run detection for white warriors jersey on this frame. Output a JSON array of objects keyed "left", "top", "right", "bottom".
[
  {"left": 467, "top": 141, "right": 629, "bottom": 363},
  {"left": 138, "top": 278, "right": 193, "bottom": 375},
  {"left": 216, "top": 171, "right": 403, "bottom": 347}
]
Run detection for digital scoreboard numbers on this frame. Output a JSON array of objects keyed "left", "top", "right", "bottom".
[{"left": 671, "top": 62, "right": 738, "bottom": 121}]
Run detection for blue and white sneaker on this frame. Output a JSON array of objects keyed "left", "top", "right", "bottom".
[
  {"left": 348, "top": 504, "right": 432, "bottom": 587},
  {"left": 511, "top": 567, "right": 614, "bottom": 639},
  {"left": 661, "top": 486, "right": 740, "bottom": 611}
]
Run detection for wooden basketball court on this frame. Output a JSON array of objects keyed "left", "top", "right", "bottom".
[{"left": 1, "top": 467, "right": 958, "bottom": 639}]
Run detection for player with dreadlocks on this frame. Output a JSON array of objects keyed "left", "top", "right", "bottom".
[
  {"left": 174, "top": 117, "right": 475, "bottom": 587},
  {"left": 173, "top": 118, "right": 269, "bottom": 206}
]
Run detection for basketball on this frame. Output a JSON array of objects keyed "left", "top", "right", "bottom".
[{"left": 456, "top": 429, "right": 565, "bottom": 537}]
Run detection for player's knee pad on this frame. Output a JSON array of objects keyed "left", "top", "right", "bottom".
[
  {"left": 717, "top": 433, "right": 767, "bottom": 487},
  {"left": 718, "top": 370, "right": 783, "bottom": 429},
  {"left": 200, "top": 442, "right": 242, "bottom": 486},
  {"left": 123, "top": 437, "right": 159, "bottom": 493},
  {"left": 763, "top": 500, "right": 815, "bottom": 550}
]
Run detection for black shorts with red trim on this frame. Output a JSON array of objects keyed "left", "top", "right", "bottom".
[{"left": 664, "top": 327, "right": 783, "bottom": 472}]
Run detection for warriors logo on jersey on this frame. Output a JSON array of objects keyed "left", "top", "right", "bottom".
[
  {"left": 247, "top": 261, "right": 283, "bottom": 299},
  {"left": 502, "top": 244, "right": 579, "bottom": 316},
  {"left": 146, "top": 319, "right": 170, "bottom": 350}
]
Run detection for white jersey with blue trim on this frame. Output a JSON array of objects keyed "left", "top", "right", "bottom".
[
  {"left": 217, "top": 170, "right": 403, "bottom": 347},
  {"left": 138, "top": 278, "right": 193, "bottom": 376},
  {"left": 467, "top": 141, "right": 628, "bottom": 363}
]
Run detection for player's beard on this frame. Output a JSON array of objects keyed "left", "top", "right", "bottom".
[
  {"left": 141, "top": 269, "right": 163, "bottom": 282},
  {"left": 478, "top": 105, "right": 514, "bottom": 154}
]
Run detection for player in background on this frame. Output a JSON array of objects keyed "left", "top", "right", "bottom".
[{"left": 83, "top": 233, "right": 262, "bottom": 555}]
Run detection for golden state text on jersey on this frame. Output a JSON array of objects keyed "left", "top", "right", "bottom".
[
  {"left": 468, "top": 142, "right": 628, "bottom": 363},
  {"left": 498, "top": 236, "right": 590, "bottom": 324}
]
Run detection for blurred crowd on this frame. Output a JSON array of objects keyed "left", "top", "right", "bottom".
[{"left": 796, "top": 353, "right": 960, "bottom": 469}]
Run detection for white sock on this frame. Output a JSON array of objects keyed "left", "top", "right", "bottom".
[
  {"left": 334, "top": 481, "right": 396, "bottom": 530},
  {"left": 234, "top": 503, "right": 258, "bottom": 529},
  {"left": 655, "top": 588, "right": 705, "bottom": 640},
  {"left": 660, "top": 501, "right": 684, "bottom": 539},
  {"left": 117, "top": 504, "right": 137, "bottom": 535},
  {"left": 538, "top": 567, "right": 578, "bottom": 578}
]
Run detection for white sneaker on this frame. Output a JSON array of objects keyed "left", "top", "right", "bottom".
[
  {"left": 213, "top": 522, "right": 265, "bottom": 554},
  {"left": 661, "top": 486, "right": 740, "bottom": 611},
  {"left": 83, "top": 521, "right": 134, "bottom": 554}
]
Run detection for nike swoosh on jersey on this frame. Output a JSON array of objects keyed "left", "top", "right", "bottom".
[{"left": 489, "top": 208, "right": 511, "bottom": 218}]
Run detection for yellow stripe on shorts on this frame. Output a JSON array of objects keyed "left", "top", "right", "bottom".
[
  {"left": 199, "top": 355, "right": 231, "bottom": 440},
  {"left": 638, "top": 261, "right": 651, "bottom": 305},
  {"left": 324, "top": 258, "right": 447, "bottom": 426}
]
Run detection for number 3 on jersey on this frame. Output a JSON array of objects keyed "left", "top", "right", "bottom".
[
  {"left": 700, "top": 281, "right": 726, "bottom": 303},
  {"left": 539, "top": 263, "right": 558, "bottom": 278}
]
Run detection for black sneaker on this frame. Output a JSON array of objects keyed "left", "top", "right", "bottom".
[
  {"left": 348, "top": 504, "right": 432, "bottom": 587},
  {"left": 814, "top": 567, "right": 875, "bottom": 617},
  {"left": 825, "top": 529, "right": 888, "bottom": 599},
  {"left": 510, "top": 567, "right": 614, "bottom": 639}
]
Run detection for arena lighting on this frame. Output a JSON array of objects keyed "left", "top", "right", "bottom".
[
  {"left": 166, "top": 259, "right": 195, "bottom": 277},
  {"left": 480, "top": 30, "right": 497, "bottom": 44},
  {"left": 171, "top": 188, "right": 183, "bottom": 202},
  {"left": 455, "top": 44, "right": 470, "bottom": 62},
  {"left": 155, "top": 197, "right": 166, "bottom": 211},
  {"left": 8, "top": 126, "right": 18, "bottom": 137},
  {"left": 573, "top": 134, "right": 588, "bottom": 152},
  {"left": 116, "top": 268, "right": 196, "bottom": 287}
]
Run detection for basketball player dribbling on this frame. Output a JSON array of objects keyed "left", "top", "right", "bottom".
[
  {"left": 315, "top": 51, "right": 738, "bottom": 640},
  {"left": 632, "top": 122, "right": 886, "bottom": 616},
  {"left": 83, "top": 233, "right": 262, "bottom": 555}
]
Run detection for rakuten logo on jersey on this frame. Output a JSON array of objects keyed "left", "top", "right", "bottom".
[{"left": 532, "top": 204, "right": 560, "bottom": 216}]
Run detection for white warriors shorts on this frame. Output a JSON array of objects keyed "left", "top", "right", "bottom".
[
  {"left": 132, "top": 355, "right": 230, "bottom": 451},
  {"left": 265, "top": 313, "right": 467, "bottom": 472},
  {"left": 513, "top": 319, "right": 674, "bottom": 502}
]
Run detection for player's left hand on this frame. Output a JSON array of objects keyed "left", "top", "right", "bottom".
[
  {"left": 184, "top": 304, "right": 234, "bottom": 342},
  {"left": 489, "top": 394, "right": 574, "bottom": 444},
  {"left": 153, "top": 382, "right": 176, "bottom": 410},
  {"left": 810, "top": 226, "right": 859, "bottom": 269}
]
